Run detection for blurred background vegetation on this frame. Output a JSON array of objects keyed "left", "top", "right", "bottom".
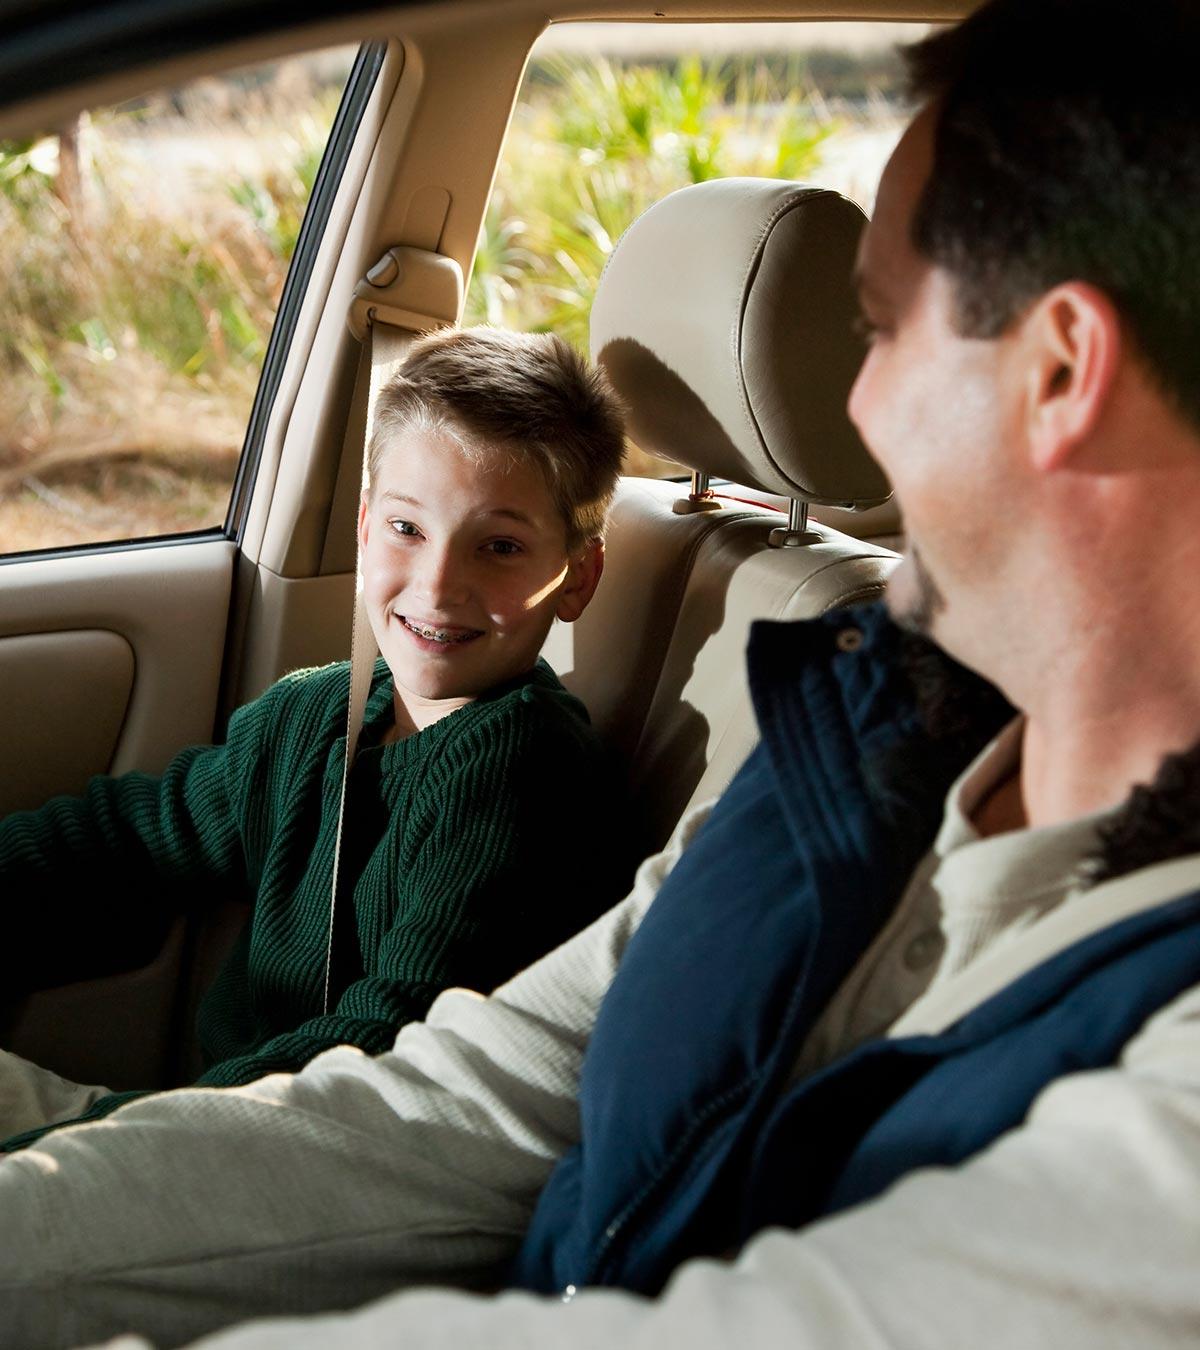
[
  {"left": 466, "top": 55, "right": 835, "bottom": 349},
  {"left": 0, "top": 60, "right": 346, "bottom": 549},
  {"left": 0, "top": 42, "right": 904, "bottom": 551}
]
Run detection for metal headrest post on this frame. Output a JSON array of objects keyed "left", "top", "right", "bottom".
[
  {"left": 768, "top": 499, "right": 822, "bottom": 548},
  {"left": 672, "top": 470, "right": 723, "bottom": 516}
]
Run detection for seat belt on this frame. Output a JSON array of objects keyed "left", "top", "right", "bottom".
[{"left": 322, "top": 246, "right": 463, "bottom": 1014}]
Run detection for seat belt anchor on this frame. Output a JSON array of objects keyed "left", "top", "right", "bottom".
[{"left": 346, "top": 246, "right": 464, "bottom": 342}]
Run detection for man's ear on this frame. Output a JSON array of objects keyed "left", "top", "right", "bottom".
[
  {"left": 1024, "top": 282, "right": 1121, "bottom": 472},
  {"left": 556, "top": 538, "right": 604, "bottom": 623},
  {"left": 357, "top": 490, "right": 371, "bottom": 551}
]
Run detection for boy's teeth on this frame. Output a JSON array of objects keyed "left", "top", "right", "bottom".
[{"left": 404, "top": 619, "right": 476, "bottom": 644}]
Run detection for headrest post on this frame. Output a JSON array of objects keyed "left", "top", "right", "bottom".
[
  {"left": 768, "top": 498, "right": 822, "bottom": 549},
  {"left": 672, "top": 469, "right": 723, "bottom": 516}
]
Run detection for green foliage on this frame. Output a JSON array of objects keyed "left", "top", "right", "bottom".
[
  {"left": 0, "top": 95, "right": 322, "bottom": 462},
  {"left": 2, "top": 52, "right": 841, "bottom": 503},
  {"left": 464, "top": 54, "right": 834, "bottom": 350},
  {"left": 3, "top": 57, "right": 835, "bottom": 432},
  {"left": 229, "top": 93, "right": 340, "bottom": 260},
  {"left": 0, "top": 137, "right": 56, "bottom": 217}
]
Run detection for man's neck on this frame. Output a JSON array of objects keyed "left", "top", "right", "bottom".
[
  {"left": 962, "top": 552, "right": 1200, "bottom": 833},
  {"left": 1019, "top": 704, "right": 1200, "bottom": 831}
]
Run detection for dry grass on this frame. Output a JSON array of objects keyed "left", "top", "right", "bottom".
[
  {"left": 0, "top": 474, "right": 231, "bottom": 554},
  {"left": 0, "top": 54, "right": 346, "bottom": 555},
  {"left": 0, "top": 337, "right": 254, "bottom": 551}
]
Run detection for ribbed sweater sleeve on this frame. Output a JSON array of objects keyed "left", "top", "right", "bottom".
[
  {"left": 0, "top": 693, "right": 276, "bottom": 995},
  {"left": 194, "top": 692, "right": 623, "bottom": 1087}
]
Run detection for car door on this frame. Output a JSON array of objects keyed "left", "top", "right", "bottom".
[{"left": 0, "top": 16, "right": 402, "bottom": 1090}]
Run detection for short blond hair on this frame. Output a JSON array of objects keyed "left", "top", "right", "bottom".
[{"left": 368, "top": 327, "right": 626, "bottom": 548}]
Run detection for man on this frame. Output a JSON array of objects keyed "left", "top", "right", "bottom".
[{"left": 3, "top": 0, "right": 1200, "bottom": 1344}]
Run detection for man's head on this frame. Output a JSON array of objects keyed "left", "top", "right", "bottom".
[
  {"left": 849, "top": 0, "right": 1200, "bottom": 679},
  {"left": 908, "top": 0, "right": 1200, "bottom": 431},
  {"left": 358, "top": 327, "right": 625, "bottom": 727}
]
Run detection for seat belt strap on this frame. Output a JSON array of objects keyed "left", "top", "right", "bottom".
[
  {"left": 323, "top": 246, "right": 463, "bottom": 1014},
  {"left": 322, "top": 319, "right": 410, "bottom": 1012}
]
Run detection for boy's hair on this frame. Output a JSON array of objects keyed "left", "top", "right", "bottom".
[
  {"left": 368, "top": 327, "right": 626, "bottom": 547},
  {"left": 906, "top": 0, "right": 1200, "bottom": 434}
]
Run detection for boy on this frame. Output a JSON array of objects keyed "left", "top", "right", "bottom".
[{"left": 0, "top": 326, "right": 631, "bottom": 1151}]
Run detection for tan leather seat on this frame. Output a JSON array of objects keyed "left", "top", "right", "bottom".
[{"left": 542, "top": 178, "right": 899, "bottom": 852}]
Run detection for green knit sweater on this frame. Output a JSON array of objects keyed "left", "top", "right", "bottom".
[{"left": 1, "top": 657, "right": 630, "bottom": 1150}]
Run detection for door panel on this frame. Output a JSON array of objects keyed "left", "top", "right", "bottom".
[
  {"left": 0, "top": 34, "right": 392, "bottom": 1095},
  {"left": 0, "top": 539, "right": 235, "bottom": 783},
  {"left": 0, "top": 538, "right": 235, "bottom": 1087},
  {"left": 5, "top": 926, "right": 187, "bottom": 1092},
  {"left": 0, "top": 628, "right": 134, "bottom": 816}
]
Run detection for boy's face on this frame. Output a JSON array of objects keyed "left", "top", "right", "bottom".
[{"left": 358, "top": 425, "right": 601, "bottom": 724}]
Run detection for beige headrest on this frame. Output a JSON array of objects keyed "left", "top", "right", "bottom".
[{"left": 590, "top": 178, "right": 890, "bottom": 507}]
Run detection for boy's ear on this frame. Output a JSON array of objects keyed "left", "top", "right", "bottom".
[
  {"left": 556, "top": 539, "right": 604, "bottom": 623},
  {"left": 1023, "top": 281, "right": 1121, "bottom": 473},
  {"left": 357, "top": 491, "right": 371, "bottom": 550}
]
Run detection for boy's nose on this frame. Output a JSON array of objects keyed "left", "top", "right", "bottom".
[{"left": 414, "top": 546, "right": 470, "bottom": 608}]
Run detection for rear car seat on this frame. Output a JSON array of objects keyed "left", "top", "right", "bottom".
[{"left": 541, "top": 178, "right": 899, "bottom": 851}]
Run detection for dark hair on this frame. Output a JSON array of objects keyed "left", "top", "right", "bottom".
[
  {"left": 1086, "top": 738, "right": 1200, "bottom": 884},
  {"left": 906, "top": 0, "right": 1200, "bottom": 431},
  {"left": 369, "top": 327, "right": 626, "bottom": 547}
]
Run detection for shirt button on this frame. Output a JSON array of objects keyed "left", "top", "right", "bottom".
[
  {"left": 561, "top": 1284, "right": 578, "bottom": 1304},
  {"left": 835, "top": 627, "right": 864, "bottom": 653},
  {"left": 903, "top": 930, "right": 942, "bottom": 971}
]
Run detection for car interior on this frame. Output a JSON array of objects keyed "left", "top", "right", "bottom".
[{"left": 0, "top": 1, "right": 954, "bottom": 1095}]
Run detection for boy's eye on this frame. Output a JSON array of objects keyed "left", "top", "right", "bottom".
[
  {"left": 389, "top": 519, "right": 422, "bottom": 538},
  {"left": 486, "top": 539, "right": 522, "bottom": 557}
]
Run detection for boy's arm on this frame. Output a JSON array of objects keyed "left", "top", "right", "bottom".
[
  {"left": 0, "top": 684, "right": 283, "bottom": 994},
  {"left": 193, "top": 701, "right": 632, "bottom": 1088},
  {"left": 0, "top": 753, "right": 240, "bottom": 993}
]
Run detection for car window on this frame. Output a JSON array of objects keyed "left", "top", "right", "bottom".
[
  {"left": 0, "top": 43, "right": 360, "bottom": 557},
  {"left": 468, "top": 20, "right": 926, "bottom": 477}
]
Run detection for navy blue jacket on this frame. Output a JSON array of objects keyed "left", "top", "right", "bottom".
[{"left": 511, "top": 604, "right": 1200, "bottom": 1297}]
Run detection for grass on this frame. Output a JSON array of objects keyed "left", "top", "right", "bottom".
[
  {"left": 465, "top": 55, "right": 834, "bottom": 354},
  {"left": 466, "top": 54, "right": 845, "bottom": 476},
  {"left": 0, "top": 61, "right": 346, "bottom": 552}
]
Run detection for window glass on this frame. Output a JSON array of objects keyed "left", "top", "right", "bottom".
[
  {"left": 468, "top": 22, "right": 928, "bottom": 477},
  {"left": 0, "top": 44, "right": 359, "bottom": 554}
]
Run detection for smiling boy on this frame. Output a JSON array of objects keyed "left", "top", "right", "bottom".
[
  {"left": 359, "top": 330, "right": 606, "bottom": 738},
  {"left": 0, "top": 326, "right": 632, "bottom": 1151}
]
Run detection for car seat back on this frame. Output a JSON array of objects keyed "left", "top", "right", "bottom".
[{"left": 543, "top": 178, "right": 898, "bottom": 851}]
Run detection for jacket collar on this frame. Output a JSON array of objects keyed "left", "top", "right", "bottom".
[{"left": 747, "top": 603, "right": 1014, "bottom": 864}]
